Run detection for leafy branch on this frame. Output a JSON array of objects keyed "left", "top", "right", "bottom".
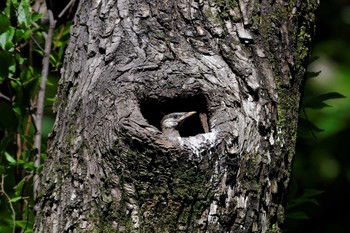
[
  {"left": 0, "top": 0, "right": 74, "bottom": 231},
  {"left": 33, "top": 9, "right": 56, "bottom": 200},
  {"left": 0, "top": 175, "right": 16, "bottom": 233}
]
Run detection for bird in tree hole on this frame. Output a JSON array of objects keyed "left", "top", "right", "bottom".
[{"left": 160, "top": 111, "right": 196, "bottom": 138}]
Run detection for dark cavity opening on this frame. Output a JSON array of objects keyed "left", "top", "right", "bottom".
[{"left": 140, "top": 94, "right": 209, "bottom": 137}]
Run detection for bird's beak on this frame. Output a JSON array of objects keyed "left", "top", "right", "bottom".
[{"left": 178, "top": 111, "right": 196, "bottom": 124}]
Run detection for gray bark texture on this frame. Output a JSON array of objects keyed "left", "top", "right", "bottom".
[{"left": 34, "top": 0, "right": 318, "bottom": 232}]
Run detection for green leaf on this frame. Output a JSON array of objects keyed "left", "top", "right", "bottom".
[
  {"left": 15, "top": 28, "right": 32, "bottom": 41},
  {"left": 287, "top": 198, "right": 319, "bottom": 209},
  {"left": 298, "top": 118, "right": 324, "bottom": 132},
  {"left": 46, "top": 79, "right": 54, "bottom": 86},
  {"left": 4, "top": 151, "right": 16, "bottom": 165},
  {"left": 305, "top": 71, "right": 321, "bottom": 79},
  {"left": 24, "top": 228, "right": 33, "bottom": 233},
  {"left": 15, "top": 178, "right": 25, "bottom": 196},
  {"left": 0, "top": 102, "right": 18, "bottom": 131},
  {"left": 312, "top": 92, "right": 346, "bottom": 102},
  {"left": 46, "top": 97, "right": 56, "bottom": 102},
  {"left": 12, "top": 104, "right": 22, "bottom": 116},
  {"left": 20, "top": 65, "right": 33, "bottom": 82},
  {"left": 0, "top": 26, "right": 15, "bottom": 50},
  {"left": 24, "top": 76, "right": 40, "bottom": 99},
  {"left": 15, "top": 220, "right": 33, "bottom": 231},
  {"left": 17, "top": 0, "right": 31, "bottom": 27},
  {"left": 303, "top": 101, "right": 330, "bottom": 109},
  {"left": 34, "top": 48, "right": 44, "bottom": 57},
  {"left": 10, "top": 196, "right": 22, "bottom": 203},
  {"left": 0, "top": 50, "right": 14, "bottom": 78},
  {"left": 31, "top": 12, "right": 42, "bottom": 23},
  {"left": 3, "top": 217, "right": 15, "bottom": 229},
  {"left": 4, "top": 0, "right": 17, "bottom": 18},
  {"left": 9, "top": 63, "right": 16, "bottom": 74},
  {"left": 287, "top": 188, "right": 323, "bottom": 210},
  {"left": 0, "top": 165, "right": 5, "bottom": 174},
  {"left": 10, "top": 79, "right": 21, "bottom": 94},
  {"left": 302, "top": 189, "right": 324, "bottom": 198},
  {"left": 302, "top": 92, "right": 346, "bottom": 109},
  {"left": 307, "top": 56, "right": 319, "bottom": 65},
  {"left": 23, "top": 161, "right": 34, "bottom": 171},
  {"left": 36, "top": 163, "right": 44, "bottom": 173},
  {"left": 16, "top": 159, "right": 25, "bottom": 165},
  {"left": 49, "top": 54, "right": 58, "bottom": 66},
  {"left": 0, "top": 12, "right": 11, "bottom": 33},
  {"left": 14, "top": 53, "right": 27, "bottom": 66},
  {"left": 41, "top": 153, "right": 47, "bottom": 161},
  {"left": 22, "top": 28, "right": 33, "bottom": 40},
  {"left": 286, "top": 211, "right": 310, "bottom": 220}
]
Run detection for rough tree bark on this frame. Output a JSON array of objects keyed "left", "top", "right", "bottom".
[{"left": 34, "top": 0, "right": 318, "bottom": 232}]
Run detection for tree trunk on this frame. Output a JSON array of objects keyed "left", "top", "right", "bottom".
[{"left": 34, "top": 0, "right": 318, "bottom": 232}]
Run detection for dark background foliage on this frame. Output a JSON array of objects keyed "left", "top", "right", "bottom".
[{"left": 286, "top": 0, "right": 350, "bottom": 232}]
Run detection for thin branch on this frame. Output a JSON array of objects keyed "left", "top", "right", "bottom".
[
  {"left": 16, "top": 133, "right": 22, "bottom": 161},
  {"left": 0, "top": 175, "right": 16, "bottom": 233},
  {"left": 32, "top": 21, "right": 48, "bottom": 39},
  {"left": 30, "top": 34, "right": 45, "bottom": 53},
  {"left": 58, "top": 0, "right": 76, "bottom": 19},
  {"left": 33, "top": 9, "right": 56, "bottom": 200},
  {"left": 0, "top": 92, "right": 11, "bottom": 102}
]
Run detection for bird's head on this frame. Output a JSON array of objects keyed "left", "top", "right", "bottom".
[{"left": 160, "top": 111, "right": 196, "bottom": 137}]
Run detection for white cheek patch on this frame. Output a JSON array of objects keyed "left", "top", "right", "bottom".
[{"left": 163, "top": 119, "right": 177, "bottom": 128}]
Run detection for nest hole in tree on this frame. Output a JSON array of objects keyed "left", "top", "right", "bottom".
[{"left": 140, "top": 94, "right": 209, "bottom": 137}]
